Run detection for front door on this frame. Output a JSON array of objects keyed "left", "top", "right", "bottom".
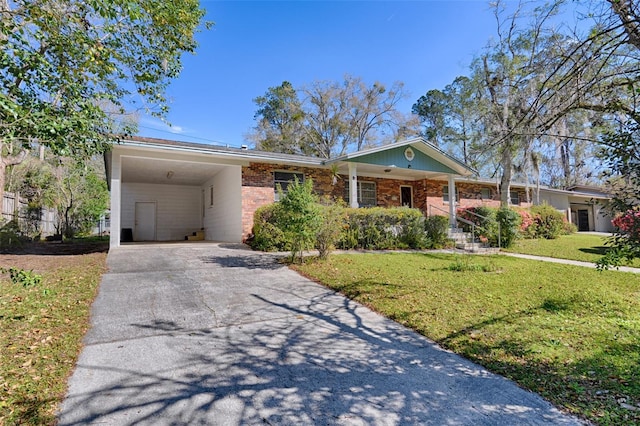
[
  {"left": 135, "top": 202, "right": 156, "bottom": 241},
  {"left": 578, "top": 209, "right": 590, "bottom": 232},
  {"left": 400, "top": 186, "right": 413, "bottom": 208}
]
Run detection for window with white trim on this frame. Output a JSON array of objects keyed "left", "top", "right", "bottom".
[
  {"left": 358, "top": 181, "right": 376, "bottom": 207},
  {"left": 443, "top": 185, "right": 460, "bottom": 203},
  {"left": 274, "top": 171, "right": 304, "bottom": 201},
  {"left": 344, "top": 181, "right": 377, "bottom": 207}
]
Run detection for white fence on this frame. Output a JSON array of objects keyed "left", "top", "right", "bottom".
[{"left": 2, "top": 191, "right": 58, "bottom": 236}]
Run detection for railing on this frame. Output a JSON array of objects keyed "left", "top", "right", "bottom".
[
  {"left": 428, "top": 204, "right": 501, "bottom": 249},
  {"left": 429, "top": 204, "right": 478, "bottom": 247}
]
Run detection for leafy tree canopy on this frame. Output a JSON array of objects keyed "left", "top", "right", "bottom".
[
  {"left": 0, "top": 0, "right": 208, "bottom": 159},
  {"left": 249, "top": 76, "right": 419, "bottom": 158}
]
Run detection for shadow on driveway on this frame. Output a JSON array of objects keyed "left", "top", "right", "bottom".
[{"left": 57, "top": 244, "right": 583, "bottom": 425}]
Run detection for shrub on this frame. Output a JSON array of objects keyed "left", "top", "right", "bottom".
[
  {"left": 277, "top": 178, "right": 320, "bottom": 263},
  {"left": 562, "top": 221, "right": 578, "bottom": 235},
  {"left": 252, "top": 202, "right": 432, "bottom": 254},
  {"left": 337, "top": 207, "right": 427, "bottom": 250},
  {"left": 612, "top": 208, "right": 640, "bottom": 243},
  {"left": 530, "top": 203, "right": 564, "bottom": 239},
  {"left": 315, "top": 200, "right": 347, "bottom": 260},
  {"left": 398, "top": 210, "right": 428, "bottom": 249},
  {"left": 517, "top": 209, "right": 537, "bottom": 239},
  {"left": 496, "top": 207, "right": 521, "bottom": 248},
  {"left": 0, "top": 220, "right": 27, "bottom": 249},
  {"left": 457, "top": 206, "right": 499, "bottom": 246},
  {"left": 597, "top": 208, "right": 640, "bottom": 270},
  {"left": 250, "top": 203, "right": 290, "bottom": 252},
  {"left": 424, "top": 215, "right": 450, "bottom": 249}
]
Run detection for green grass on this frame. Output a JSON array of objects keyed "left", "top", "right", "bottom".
[
  {"left": 505, "top": 233, "right": 640, "bottom": 267},
  {"left": 294, "top": 253, "right": 640, "bottom": 425},
  {"left": 0, "top": 251, "right": 107, "bottom": 425}
]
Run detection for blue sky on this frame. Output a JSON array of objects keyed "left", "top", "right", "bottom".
[{"left": 136, "top": 1, "right": 506, "bottom": 147}]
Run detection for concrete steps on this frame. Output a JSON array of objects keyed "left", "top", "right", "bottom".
[
  {"left": 186, "top": 230, "right": 205, "bottom": 241},
  {"left": 448, "top": 228, "right": 499, "bottom": 254}
]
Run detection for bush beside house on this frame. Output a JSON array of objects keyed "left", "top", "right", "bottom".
[
  {"left": 250, "top": 181, "right": 443, "bottom": 256},
  {"left": 251, "top": 191, "right": 578, "bottom": 256},
  {"left": 455, "top": 203, "right": 575, "bottom": 248}
]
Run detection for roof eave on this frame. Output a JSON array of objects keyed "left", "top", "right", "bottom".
[
  {"left": 328, "top": 137, "right": 476, "bottom": 177},
  {"left": 118, "top": 139, "right": 326, "bottom": 167}
]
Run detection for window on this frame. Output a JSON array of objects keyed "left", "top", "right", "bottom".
[
  {"left": 344, "top": 181, "right": 377, "bottom": 207},
  {"left": 510, "top": 190, "right": 520, "bottom": 205},
  {"left": 358, "top": 182, "right": 376, "bottom": 207},
  {"left": 443, "top": 185, "right": 460, "bottom": 203},
  {"left": 481, "top": 188, "right": 491, "bottom": 200},
  {"left": 274, "top": 171, "right": 304, "bottom": 201},
  {"left": 209, "top": 185, "right": 214, "bottom": 207}
]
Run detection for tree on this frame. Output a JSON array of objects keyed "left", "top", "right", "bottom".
[
  {"left": 596, "top": 121, "right": 640, "bottom": 269},
  {"left": 44, "top": 158, "right": 109, "bottom": 238},
  {"left": 248, "top": 81, "right": 305, "bottom": 154},
  {"left": 412, "top": 76, "right": 485, "bottom": 169},
  {"left": 250, "top": 76, "right": 417, "bottom": 158},
  {"left": 7, "top": 152, "right": 109, "bottom": 239},
  {"left": 0, "top": 0, "right": 208, "bottom": 201},
  {"left": 466, "top": 0, "right": 566, "bottom": 205},
  {"left": 277, "top": 177, "right": 320, "bottom": 263},
  {"left": 412, "top": 89, "right": 448, "bottom": 145},
  {"left": 343, "top": 76, "right": 412, "bottom": 152}
]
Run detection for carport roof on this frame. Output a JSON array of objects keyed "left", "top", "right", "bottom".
[
  {"left": 106, "top": 136, "right": 476, "bottom": 182},
  {"left": 116, "top": 136, "right": 326, "bottom": 166}
]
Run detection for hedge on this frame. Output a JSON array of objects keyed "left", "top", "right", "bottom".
[
  {"left": 337, "top": 207, "right": 427, "bottom": 250},
  {"left": 250, "top": 205, "right": 431, "bottom": 252}
]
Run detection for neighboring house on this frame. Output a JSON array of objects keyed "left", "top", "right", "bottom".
[
  {"left": 105, "top": 136, "right": 613, "bottom": 248},
  {"left": 447, "top": 179, "right": 614, "bottom": 234}
]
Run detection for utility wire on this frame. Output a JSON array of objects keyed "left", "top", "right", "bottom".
[{"left": 136, "top": 124, "right": 245, "bottom": 148}]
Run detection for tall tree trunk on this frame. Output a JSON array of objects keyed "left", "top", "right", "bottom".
[{"left": 499, "top": 147, "right": 513, "bottom": 207}]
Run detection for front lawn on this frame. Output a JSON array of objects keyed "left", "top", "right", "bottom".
[
  {"left": 294, "top": 253, "right": 640, "bottom": 425},
  {"left": 0, "top": 244, "right": 107, "bottom": 425},
  {"left": 504, "top": 233, "right": 640, "bottom": 267}
]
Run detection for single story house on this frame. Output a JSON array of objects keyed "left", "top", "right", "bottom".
[{"left": 105, "top": 136, "right": 613, "bottom": 248}]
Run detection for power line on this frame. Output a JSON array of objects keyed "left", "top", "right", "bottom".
[{"left": 136, "top": 124, "right": 245, "bottom": 148}]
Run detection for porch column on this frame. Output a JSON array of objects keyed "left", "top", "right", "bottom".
[
  {"left": 348, "top": 162, "right": 358, "bottom": 208},
  {"left": 448, "top": 174, "right": 456, "bottom": 227},
  {"left": 109, "top": 153, "right": 122, "bottom": 249}
]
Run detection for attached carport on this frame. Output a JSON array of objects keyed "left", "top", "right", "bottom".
[{"left": 106, "top": 140, "right": 244, "bottom": 248}]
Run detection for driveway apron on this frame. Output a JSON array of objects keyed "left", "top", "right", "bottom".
[{"left": 58, "top": 243, "right": 584, "bottom": 425}]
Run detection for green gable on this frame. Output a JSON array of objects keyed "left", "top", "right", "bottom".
[{"left": 346, "top": 145, "right": 458, "bottom": 174}]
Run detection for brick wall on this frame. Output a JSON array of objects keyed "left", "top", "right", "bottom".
[
  {"left": 241, "top": 163, "right": 343, "bottom": 240},
  {"left": 346, "top": 176, "right": 421, "bottom": 208},
  {"left": 240, "top": 162, "right": 531, "bottom": 239},
  {"left": 424, "top": 180, "right": 532, "bottom": 216},
  {"left": 241, "top": 186, "right": 273, "bottom": 240}
]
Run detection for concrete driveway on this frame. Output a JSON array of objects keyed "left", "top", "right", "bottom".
[{"left": 58, "top": 243, "right": 583, "bottom": 425}]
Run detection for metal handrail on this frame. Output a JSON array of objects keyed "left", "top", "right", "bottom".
[
  {"left": 428, "top": 204, "right": 477, "bottom": 248},
  {"left": 428, "top": 204, "right": 501, "bottom": 248},
  {"left": 457, "top": 207, "right": 502, "bottom": 249}
]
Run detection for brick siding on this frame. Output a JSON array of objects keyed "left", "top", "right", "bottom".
[{"left": 241, "top": 162, "right": 531, "bottom": 240}]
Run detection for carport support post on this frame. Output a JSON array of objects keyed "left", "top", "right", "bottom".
[
  {"left": 448, "top": 174, "right": 457, "bottom": 228},
  {"left": 109, "top": 153, "right": 122, "bottom": 248},
  {"left": 348, "top": 162, "right": 358, "bottom": 208}
]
